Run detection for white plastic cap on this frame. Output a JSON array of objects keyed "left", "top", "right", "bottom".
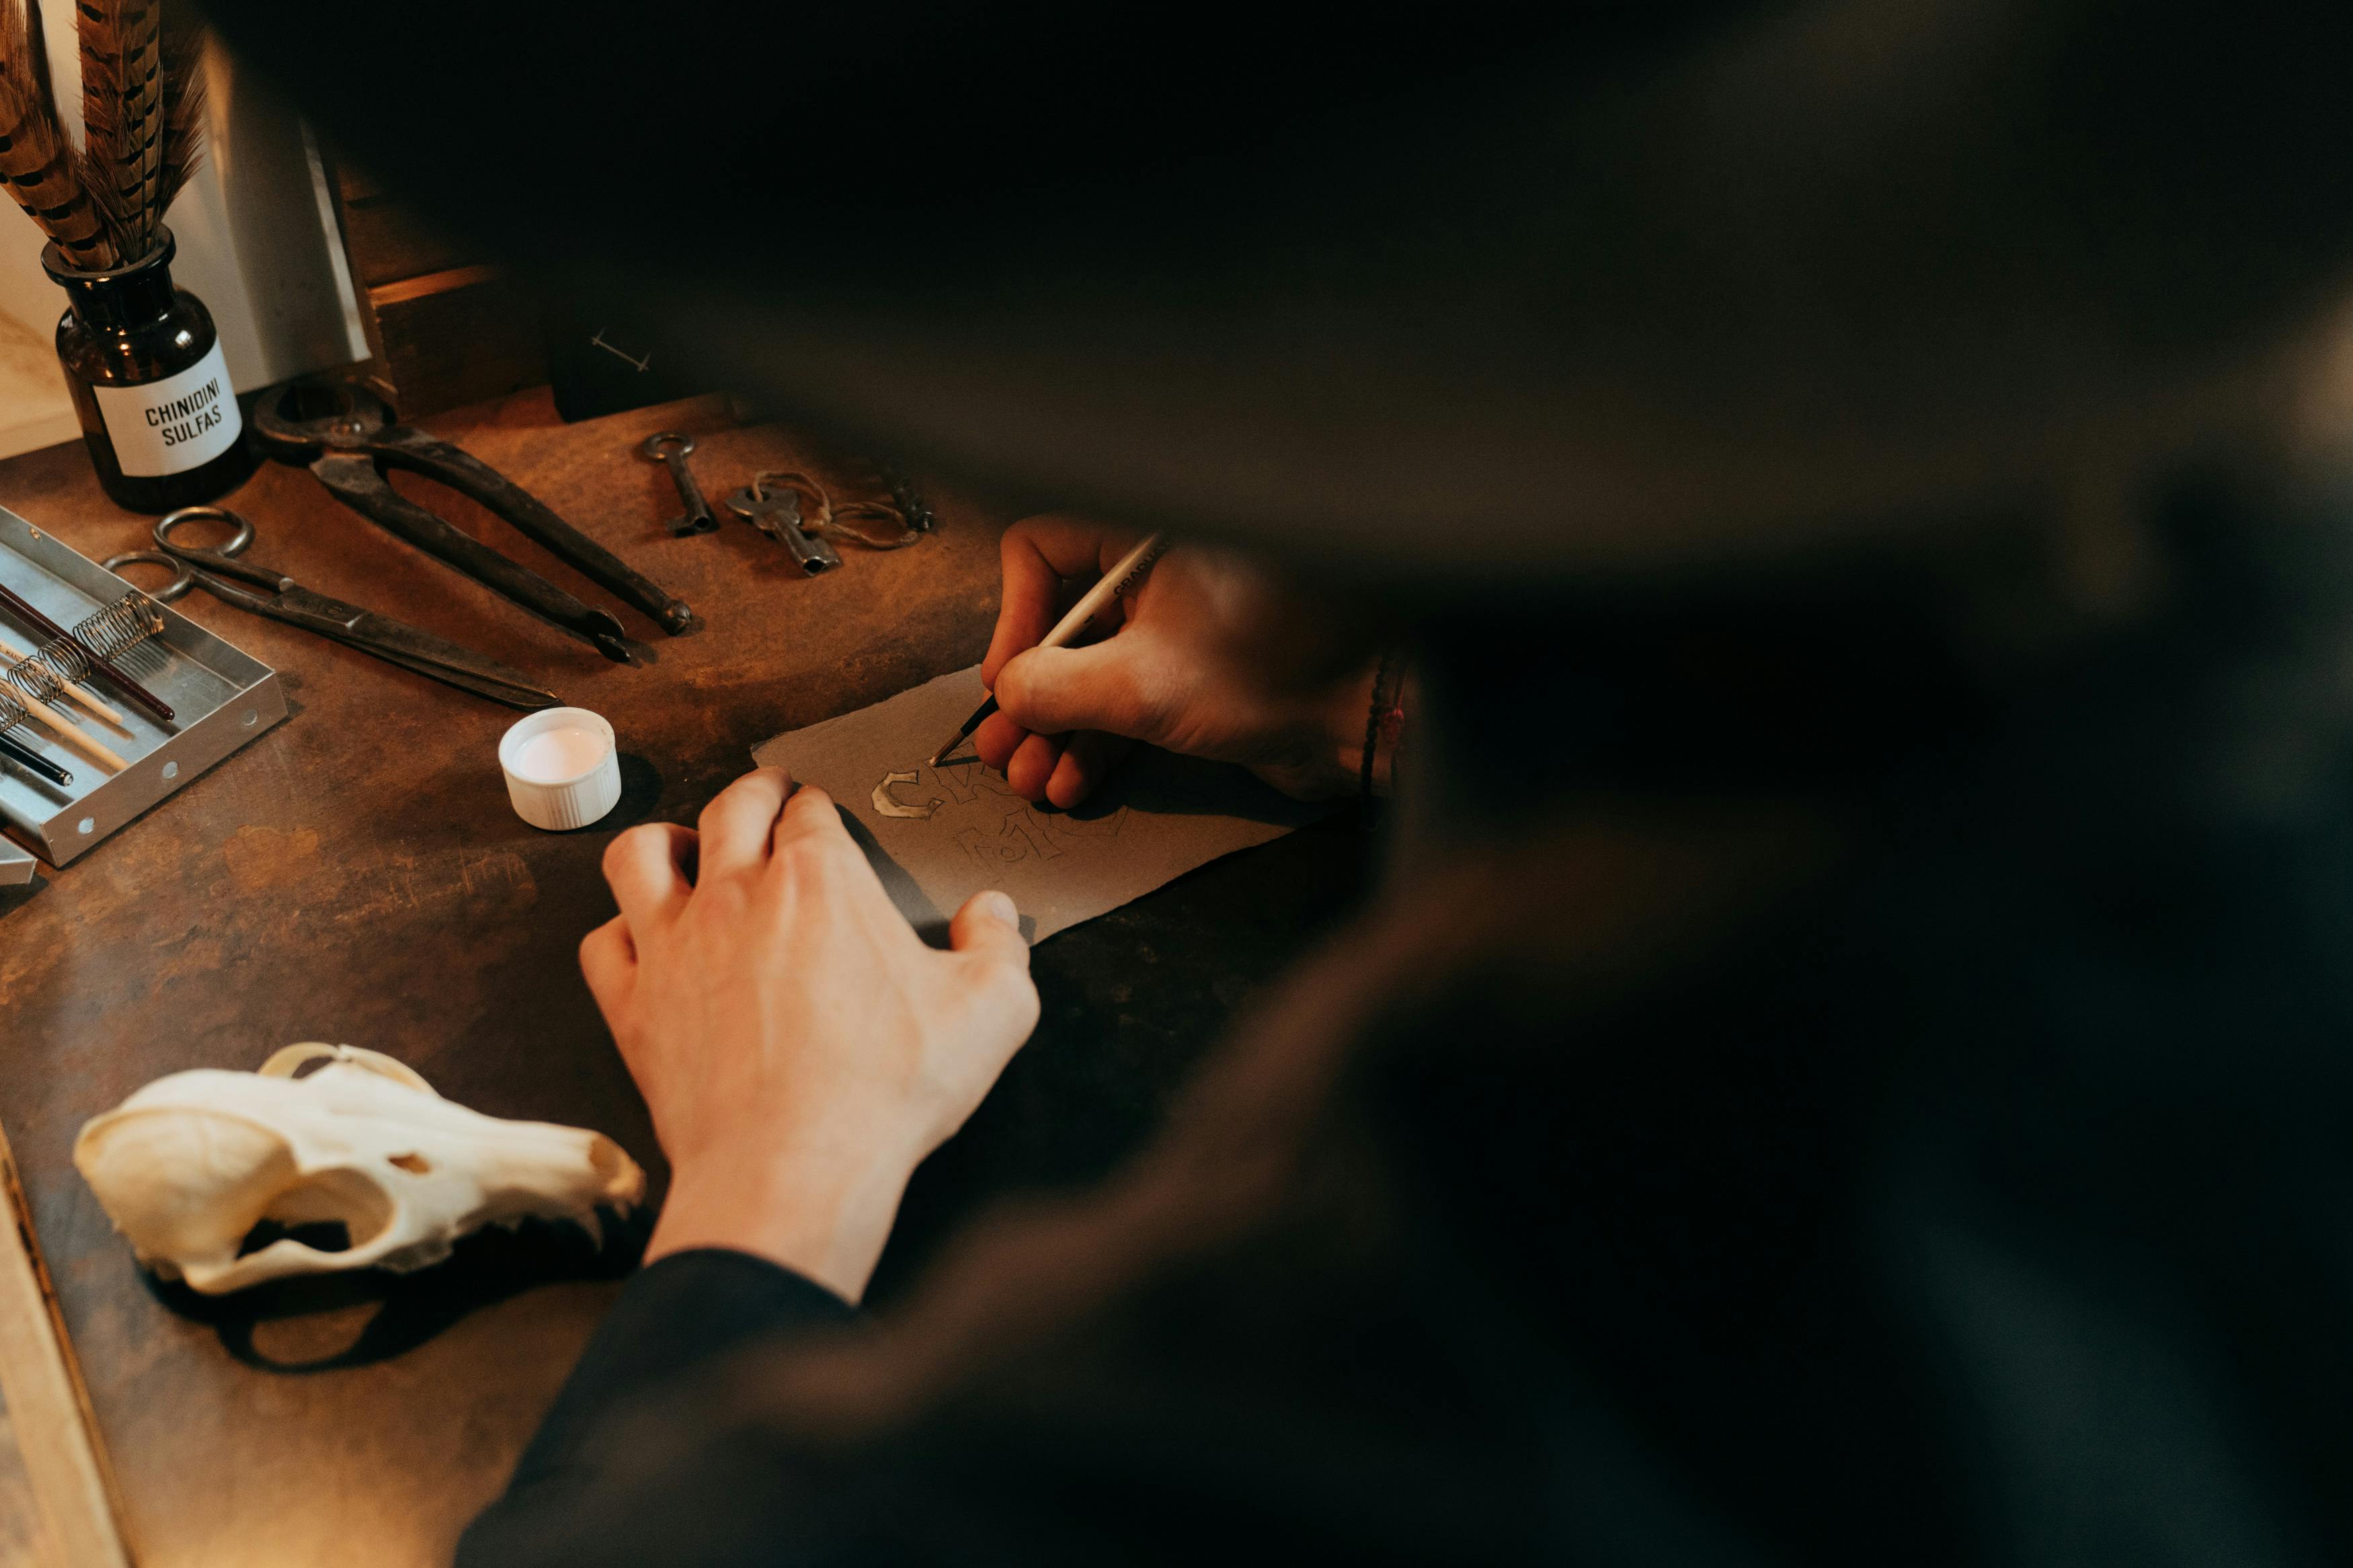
[{"left": 499, "top": 707, "right": 622, "bottom": 831}]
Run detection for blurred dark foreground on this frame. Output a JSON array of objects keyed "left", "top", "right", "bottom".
[{"left": 192, "top": 1, "right": 2353, "bottom": 1562}]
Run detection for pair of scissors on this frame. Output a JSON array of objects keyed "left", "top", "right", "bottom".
[{"left": 104, "top": 508, "right": 562, "bottom": 710}]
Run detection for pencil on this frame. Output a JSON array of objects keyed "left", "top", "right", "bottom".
[
  {"left": 0, "top": 584, "right": 173, "bottom": 724},
  {"left": 0, "top": 731, "right": 70, "bottom": 788},
  {"left": 5, "top": 682, "right": 126, "bottom": 772},
  {"left": 0, "top": 630, "right": 123, "bottom": 729},
  {"left": 926, "top": 532, "right": 1168, "bottom": 767}
]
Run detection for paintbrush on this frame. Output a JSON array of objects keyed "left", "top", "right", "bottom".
[{"left": 926, "top": 532, "right": 1168, "bottom": 768}]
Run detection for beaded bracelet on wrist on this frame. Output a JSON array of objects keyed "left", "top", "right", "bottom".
[{"left": 1360, "top": 650, "right": 1408, "bottom": 806}]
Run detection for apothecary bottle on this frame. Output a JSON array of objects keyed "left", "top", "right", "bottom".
[{"left": 42, "top": 227, "right": 255, "bottom": 513}]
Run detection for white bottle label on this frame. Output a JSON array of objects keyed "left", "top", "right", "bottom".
[{"left": 90, "top": 343, "right": 241, "bottom": 478}]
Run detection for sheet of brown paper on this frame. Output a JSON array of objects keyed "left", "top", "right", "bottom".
[{"left": 752, "top": 667, "right": 1326, "bottom": 944}]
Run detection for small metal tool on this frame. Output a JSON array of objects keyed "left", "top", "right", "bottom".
[
  {"left": 105, "top": 508, "right": 563, "bottom": 710},
  {"left": 641, "top": 433, "right": 719, "bottom": 536},
  {"left": 726, "top": 479, "right": 842, "bottom": 575}
]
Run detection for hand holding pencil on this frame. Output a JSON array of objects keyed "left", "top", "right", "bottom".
[
  {"left": 953, "top": 515, "right": 1384, "bottom": 810},
  {"left": 928, "top": 529, "right": 1167, "bottom": 771}
]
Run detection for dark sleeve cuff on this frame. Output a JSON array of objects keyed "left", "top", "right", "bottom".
[{"left": 508, "top": 1247, "right": 857, "bottom": 1490}]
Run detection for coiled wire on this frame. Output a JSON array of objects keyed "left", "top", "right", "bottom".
[
  {"left": 3, "top": 589, "right": 164, "bottom": 706},
  {"left": 0, "top": 588, "right": 165, "bottom": 720},
  {"left": 0, "top": 684, "right": 32, "bottom": 745}
]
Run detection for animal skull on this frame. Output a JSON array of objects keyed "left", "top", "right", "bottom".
[{"left": 74, "top": 1044, "right": 645, "bottom": 1293}]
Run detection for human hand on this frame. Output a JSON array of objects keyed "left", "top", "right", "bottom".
[
  {"left": 579, "top": 768, "right": 1039, "bottom": 1303},
  {"left": 974, "top": 514, "right": 1380, "bottom": 808}
]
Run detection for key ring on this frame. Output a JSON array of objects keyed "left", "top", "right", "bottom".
[{"left": 752, "top": 470, "right": 920, "bottom": 551}]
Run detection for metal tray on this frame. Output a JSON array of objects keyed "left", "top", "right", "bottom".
[
  {"left": 0, "top": 835, "right": 31, "bottom": 886},
  {"left": 0, "top": 507, "right": 286, "bottom": 866}
]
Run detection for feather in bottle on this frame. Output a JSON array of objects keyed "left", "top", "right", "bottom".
[
  {"left": 0, "top": 0, "right": 116, "bottom": 267},
  {"left": 36, "top": 0, "right": 245, "bottom": 511},
  {"left": 76, "top": 0, "right": 165, "bottom": 259},
  {"left": 153, "top": 16, "right": 201, "bottom": 213}
]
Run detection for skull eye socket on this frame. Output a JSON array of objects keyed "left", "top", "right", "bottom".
[
  {"left": 387, "top": 1153, "right": 432, "bottom": 1175},
  {"left": 251, "top": 1166, "right": 397, "bottom": 1256},
  {"left": 237, "top": 1218, "right": 355, "bottom": 1257},
  {"left": 75, "top": 1112, "right": 397, "bottom": 1270}
]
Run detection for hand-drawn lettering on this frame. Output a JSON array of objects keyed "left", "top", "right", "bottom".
[
  {"left": 956, "top": 825, "right": 1023, "bottom": 866},
  {"left": 1001, "top": 811, "right": 1065, "bottom": 862},
  {"left": 957, "top": 807, "right": 1070, "bottom": 870},
  {"left": 933, "top": 758, "right": 985, "bottom": 807},
  {"left": 873, "top": 770, "right": 943, "bottom": 819}
]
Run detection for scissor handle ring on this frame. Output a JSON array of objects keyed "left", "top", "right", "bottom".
[
  {"left": 641, "top": 432, "right": 693, "bottom": 460},
  {"left": 156, "top": 505, "right": 255, "bottom": 557},
  {"left": 100, "top": 549, "right": 198, "bottom": 604}
]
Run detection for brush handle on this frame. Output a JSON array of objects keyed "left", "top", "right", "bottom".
[
  {"left": 8, "top": 685, "right": 124, "bottom": 772},
  {"left": 1035, "top": 534, "right": 1168, "bottom": 654},
  {"left": 0, "top": 631, "right": 120, "bottom": 727},
  {"left": 0, "top": 731, "right": 69, "bottom": 788}
]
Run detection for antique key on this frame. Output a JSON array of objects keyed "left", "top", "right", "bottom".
[
  {"left": 726, "top": 480, "right": 842, "bottom": 575},
  {"left": 641, "top": 433, "right": 719, "bottom": 536}
]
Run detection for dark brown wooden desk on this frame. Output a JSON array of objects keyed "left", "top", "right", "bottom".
[{"left": 0, "top": 392, "right": 1366, "bottom": 1567}]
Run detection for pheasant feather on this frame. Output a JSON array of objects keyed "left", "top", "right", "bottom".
[
  {"left": 0, "top": 1, "right": 117, "bottom": 267},
  {"left": 154, "top": 18, "right": 201, "bottom": 212},
  {"left": 77, "top": 0, "right": 165, "bottom": 257}
]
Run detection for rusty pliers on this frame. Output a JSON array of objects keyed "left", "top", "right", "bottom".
[{"left": 255, "top": 380, "right": 696, "bottom": 661}]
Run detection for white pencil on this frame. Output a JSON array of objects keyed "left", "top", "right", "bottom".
[
  {"left": 0, "top": 630, "right": 124, "bottom": 729},
  {"left": 9, "top": 684, "right": 127, "bottom": 772}
]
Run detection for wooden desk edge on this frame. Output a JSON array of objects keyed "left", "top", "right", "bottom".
[{"left": 0, "top": 1122, "right": 133, "bottom": 1568}]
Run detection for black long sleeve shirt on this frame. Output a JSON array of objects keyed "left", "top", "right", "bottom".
[{"left": 461, "top": 497, "right": 2353, "bottom": 1567}]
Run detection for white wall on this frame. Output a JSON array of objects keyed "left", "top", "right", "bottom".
[{"left": 0, "top": 10, "right": 368, "bottom": 461}]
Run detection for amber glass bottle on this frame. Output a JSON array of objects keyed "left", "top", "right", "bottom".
[{"left": 44, "top": 227, "right": 254, "bottom": 513}]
